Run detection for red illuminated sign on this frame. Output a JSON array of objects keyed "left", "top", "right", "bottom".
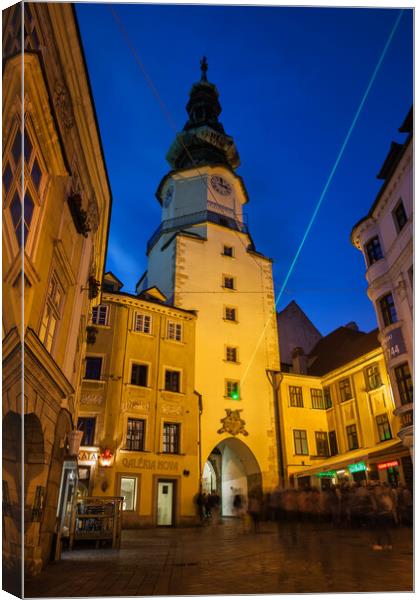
[{"left": 377, "top": 460, "right": 399, "bottom": 470}]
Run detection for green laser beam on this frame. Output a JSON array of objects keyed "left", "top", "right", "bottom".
[{"left": 274, "top": 9, "right": 405, "bottom": 310}]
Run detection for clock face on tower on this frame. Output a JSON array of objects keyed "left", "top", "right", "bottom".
[{"left": 210, "top": 175, "right": 232, "bottom": 197}]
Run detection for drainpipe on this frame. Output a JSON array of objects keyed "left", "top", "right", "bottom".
[
  {"left": 266, "top": 370, "right": 284, "bottom": 488},
  {"left": 194, "top": 390, "right": 203, "bottom": 494}
]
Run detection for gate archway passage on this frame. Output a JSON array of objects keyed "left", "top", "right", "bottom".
[{"left": 204, "top": 437, "right": 262, "bottom": 517}]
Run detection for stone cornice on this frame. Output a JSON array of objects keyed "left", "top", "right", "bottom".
[{"left": 102, "top": 292, "right": 196, "bottom": 321}]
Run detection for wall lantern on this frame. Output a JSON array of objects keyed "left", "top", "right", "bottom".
[
  {"left": 99, "top": 448, "right": 114, "bottom": 467},
  {"left": 68, "top": 430, "right": 84, "bottom": 457}
]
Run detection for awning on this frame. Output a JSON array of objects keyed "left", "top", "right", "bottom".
[
  {"left": 293, "top": 440, "right": 404, "bottom": 478},
  {"left": 367, "top": 440, "right": 407, "bottom": 461}
]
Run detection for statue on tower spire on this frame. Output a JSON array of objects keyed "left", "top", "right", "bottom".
[{"left": 200, "top": 56, "right": 208, "bottom": 82}]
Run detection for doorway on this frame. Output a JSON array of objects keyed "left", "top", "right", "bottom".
[
  {"left": 204, "top": 438, "right": 262, "bottom": 517},
  {"left": 157, "top": 480, "right": 175, "bottom": 526}
]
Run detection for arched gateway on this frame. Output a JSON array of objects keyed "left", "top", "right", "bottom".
[{"left": 203, "top": 438, "right": 262, "bottom": 516}]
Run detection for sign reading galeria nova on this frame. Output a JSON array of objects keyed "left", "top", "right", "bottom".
[{"left": 121, "top": 457, "right": 179, "bottom": 471}]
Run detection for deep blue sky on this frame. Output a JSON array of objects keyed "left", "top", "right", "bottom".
[{"left": 76, "top": 4, "right": 413, "bottom": 336}]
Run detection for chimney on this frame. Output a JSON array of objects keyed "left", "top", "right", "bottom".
[{"left": 292, "top": 347, "right": 308, "bottom": 374}]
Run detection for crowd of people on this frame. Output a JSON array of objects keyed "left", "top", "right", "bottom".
[
  {"left": 195, "top": 480, "right": 413, "bottom": 550},
  {"left": 264, "top": 481, "right": 413, "bottom": 527}
]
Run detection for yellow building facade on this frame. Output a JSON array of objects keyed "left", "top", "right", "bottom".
[
  {"left": 77, "top": 274, "right": 199, "bottom": 527},
  {"left": 276, "top": 326, "right": 412, "bottom": 489},
  {"left": 2, "top": 3, "right": 111, "bottom": 583}
]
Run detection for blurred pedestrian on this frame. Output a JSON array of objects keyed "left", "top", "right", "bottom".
[
  {"left": 248, "top": 487, "right": 262, "bottom": 533},
  {"left": 194, "top": 491, "right": 206, "bottom": 522},
  {"left": 371, "top": 484, "right": 394, "bottom": 550}
]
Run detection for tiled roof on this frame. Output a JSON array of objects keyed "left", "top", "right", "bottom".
[{"left": 307, "top": 327, "right": 380, "bottom": 376}]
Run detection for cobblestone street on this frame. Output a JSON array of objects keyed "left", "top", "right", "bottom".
[{"left": 25, "top": 519, "right": 413, "bottom": 596}]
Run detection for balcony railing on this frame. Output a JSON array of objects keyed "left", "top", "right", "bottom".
[{"left": 147, "top": 209, "right": 248, "bottom": 254}]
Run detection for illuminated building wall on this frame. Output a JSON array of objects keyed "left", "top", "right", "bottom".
[
  {"left": 138, "top": 61, "right": 281, "bottom": 501},
  {"left": 2, "top": 3, "right": 111, "bottom": 580},
  {"left": 276, "top": 323, "right": 412, "bottom": 489},
  {"left": 78, "top": 274, "right": 199, "bottom": 527},
  {"left": 351, "top": 108, "right": 413, "bottom": 456}
]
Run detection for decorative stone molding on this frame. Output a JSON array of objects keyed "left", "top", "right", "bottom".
[
  {"left": 217, "top": 409, "right": 248, "bottom": 436},
  {"left": 80, "top": 394, "right": 103, "bottom": 406},
  {"left": 53, "top": 80, "right": 74, "bottom": 129},
  {"left": 123, "top": 400, "right": 150, "bottom": 412},
  {"left": 87, "top": 195, "right": 99, "bottom": 233},
  {"left": 161, "top": 403, "right": 183, "bottom": 416},
  {"left": 67, "top": 193, "right": 90, "bottom": 237}
]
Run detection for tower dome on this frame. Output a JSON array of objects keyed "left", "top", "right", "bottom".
[{"left": 166, "top": 58, "right": 240, "bottom": 170}]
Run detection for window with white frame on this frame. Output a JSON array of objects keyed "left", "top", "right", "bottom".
[
  {"left": 167, "top": 320, "right": 182, "bottom": 341},
  {"left": 39, "top": 273, "right": 64, "bottom": 352},
  {"left": 92, "top": 305, "right": 109, "bottom": 326},
  {"left": 126, "top": 418, "right": 145, "bottom": 451},
  {"left": 134, "top": 312, "right": 152, "bottom": 334},
  {"left": 162, "top": 423, "right": 180, "bottom": 454},
  {"left": 311, "top": 388, "right": 324, "bottom": 409},
  {"left": 293, "top": 430, "right": 308, "bottom": 455}
]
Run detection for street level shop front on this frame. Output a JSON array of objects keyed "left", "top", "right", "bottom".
[{"left": 293, "top": 440, "right": 412, "bottom": 489}]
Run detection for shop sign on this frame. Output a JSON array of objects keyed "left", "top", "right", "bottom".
[
  {"left": 377, "top": 460, "right": 399, "bottom": 470},
  {"left": 78, "top": 449, "right": 99, "bottom": 463},
  {"left": 316, "top": 471, "right": 336, "bottom": 478},
  {"left": 348, "top": 461, "right": 366, "bottom": 473},
  {"left": 383, "top": 328, "right": 406, "bottom": 361},
  {"left": 121, "top": 457, "right": 179, "bottom": 471}
]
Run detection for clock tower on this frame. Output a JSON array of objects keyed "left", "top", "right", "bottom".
[{"left": 138, "top": 59, "right": 281, "bottom": 507}]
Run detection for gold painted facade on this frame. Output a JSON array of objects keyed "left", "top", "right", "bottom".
[
  {"left": 2, "top": 3, "right": 111, "bottom": 582},
  {"left": 276, "top": 346, "right": 412, "bottom": 488},
  {"left": 78, "top": 281, "right": 199, "bottom": 527}
]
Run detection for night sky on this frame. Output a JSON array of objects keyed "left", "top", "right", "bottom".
[{"left": 76, "top": 4, "right": 413, "bottom": 336}]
